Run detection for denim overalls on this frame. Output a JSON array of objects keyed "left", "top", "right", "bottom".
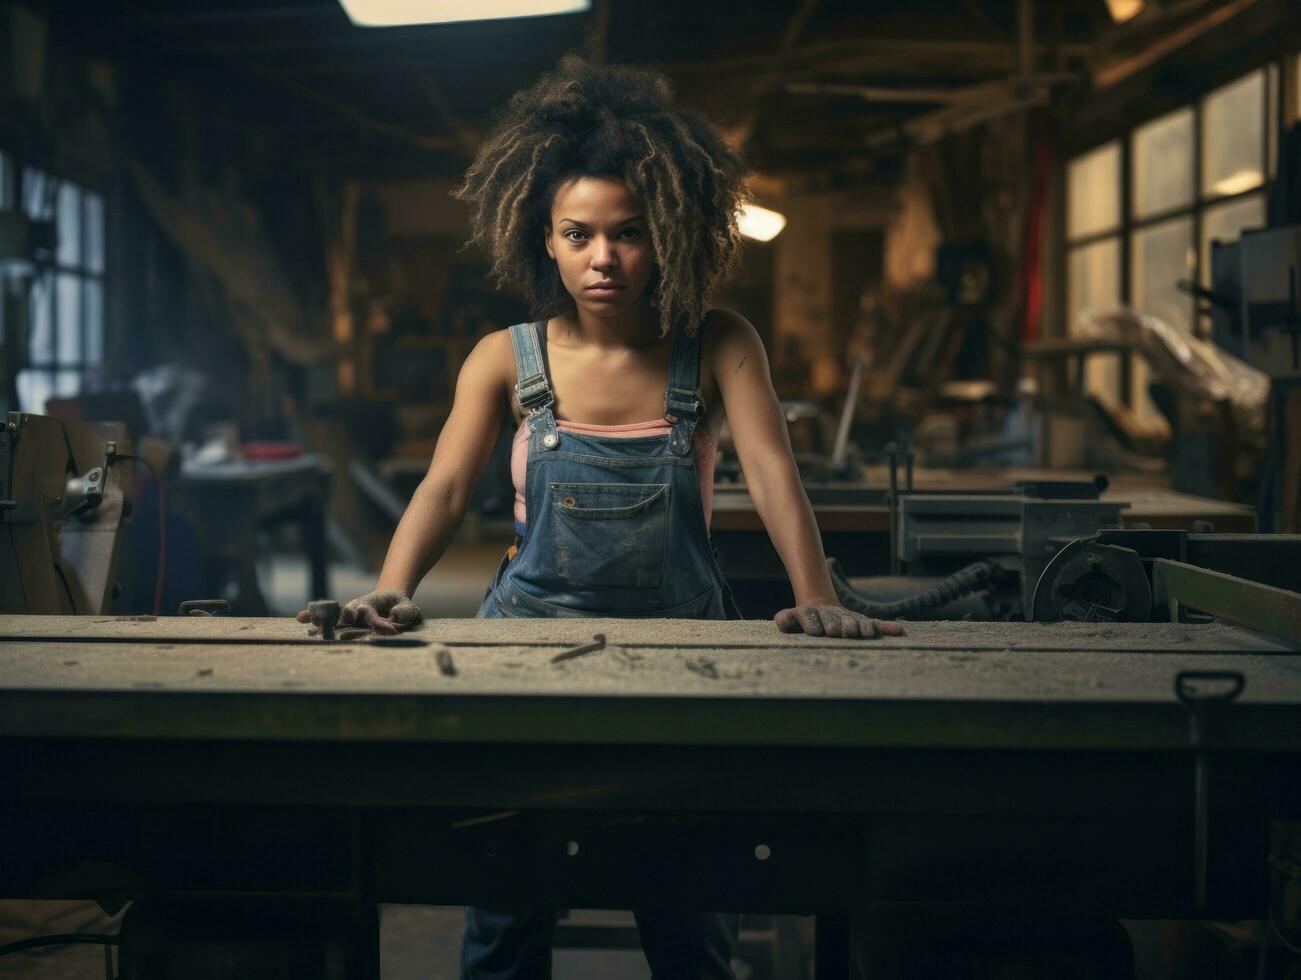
[
  {"left": 475, "top": 318, "right": 740, "bottom": 621},
  {"left": 462, "top": 319, "right": 742, "bottom": 979}
]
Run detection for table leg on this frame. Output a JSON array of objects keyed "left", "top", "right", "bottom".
[
  {"left": 235, "top": 524, "right": 270, "bottom": 616},
  {"left": 814, "top": 911, "right": 851, "bottom": 980}
]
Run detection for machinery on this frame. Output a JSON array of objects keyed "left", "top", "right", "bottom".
[
  {"left": 1209, "top": 224, "right": 1301, "bottom": 531},
  {"left": 826, "top": 473, "right": 1126, "bottom": 622},
  {"left": 828, "top": 465, "right": 1301, "bottom": 640},
  {"left": 0, "top": 411, "right": 134, "bottom": 614}
]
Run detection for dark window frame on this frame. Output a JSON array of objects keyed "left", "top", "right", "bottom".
[
  {"left": 13, "top": 159, "right": 108, "bottom": 413},
  {"left": 1062, "top": 57, "right": 1294, "bottom": 406}
]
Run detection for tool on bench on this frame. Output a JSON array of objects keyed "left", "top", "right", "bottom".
[
  {"left": 179, "top": 600, "right": 230, "bottom": 617},
  {"left": 308, "top": 600, "right": 342, "bottom": 641},
  {"left": 551, "top": 634, "right": 607, "bottom": 664}
]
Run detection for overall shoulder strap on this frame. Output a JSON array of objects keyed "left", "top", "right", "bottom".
[
  {"left": 664, "top": 316, "right": 708, "bottom": 456},
  {"left": 508, "top": 321, "right": 554, "bottom": 414},
  {"left": 664, "top": 320, "right": 704, "bottom": 424}
]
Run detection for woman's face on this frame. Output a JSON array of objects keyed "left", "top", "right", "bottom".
[{"left": 545, "top": 175, "right": 655, "bottom": 320}]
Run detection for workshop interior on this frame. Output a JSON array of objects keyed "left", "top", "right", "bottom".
[{"left": 2, "top": 1, "right": 1301, "bottom": 978}]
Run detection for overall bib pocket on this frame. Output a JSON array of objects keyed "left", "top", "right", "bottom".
[{"left": 549, "top": 482, "right": 670, "bottom": 589}]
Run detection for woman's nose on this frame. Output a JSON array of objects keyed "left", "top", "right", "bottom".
[{"left": 590, "top": 238, "right": 617, "bottom": 270}]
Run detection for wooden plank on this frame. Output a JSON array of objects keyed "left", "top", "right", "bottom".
[
  {"left": 4, "top": 638, "right": 1300, "bottom": 701},
  {"left": 2, "top": 615, "right": 1295, "bottom": 654},
  {"left": 2, "top": 616, "right": 1299, "bottom": 750}
]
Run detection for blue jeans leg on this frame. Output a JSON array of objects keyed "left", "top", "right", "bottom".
[
  {"left": 634, "top": 909, "right": 741, "bottom": 980},
  {"left": 460, "top": 907, "right": 558, "bottom": 980}
]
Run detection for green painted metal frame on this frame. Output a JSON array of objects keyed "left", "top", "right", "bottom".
[{"left": 1153, "top": 558, "right": 1301, "bottom": 644}]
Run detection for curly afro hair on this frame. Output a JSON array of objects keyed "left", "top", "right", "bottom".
[{"left": 453, "top": 55, "right": 749, "bottom": 337}]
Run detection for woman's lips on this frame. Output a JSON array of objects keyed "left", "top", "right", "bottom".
[{"left": 584, "top": 283, "right": 626, "bottom": 299}]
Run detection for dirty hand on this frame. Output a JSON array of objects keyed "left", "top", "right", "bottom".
[
  {"left": 775, "top": 604, "right": 905, "bottom": 639},
  {"left": 295, "top": 590, "right": 422, "bottom": 636}
]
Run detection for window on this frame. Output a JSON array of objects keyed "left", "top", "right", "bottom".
[
  {"left": 14, "top": 166, "right": 106, "bottom": 414},
  {"left": 1065, "top": 141, "right": 1123, "bottom": 401},
  {"left": 1295, "top": 53, "right": 1301, "bottom": 120},
  {"left": 1133, "top": 107, "right": 1193, "bottom": 220},
  {"left": 1065, "top": 66, "right": 1278, "bottom": 417},
  {"left": 1202, "top": 71, "right": 1265, "bottom": 198}
]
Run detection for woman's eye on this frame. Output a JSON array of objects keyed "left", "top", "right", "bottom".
[
  {"left": 620, "top": 227, "right": 643, "bottom": 240},
  {"left": 563, "top": 229, "right": 587, "bottom": 243}
]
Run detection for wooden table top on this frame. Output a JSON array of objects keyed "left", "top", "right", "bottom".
[{"left": 2, "top": 615, "right": 1296, "bottom": 751}]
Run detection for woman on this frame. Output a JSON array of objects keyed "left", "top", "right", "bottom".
[{"left": 302, "top": 56, "right": 901, "bottom": 978}]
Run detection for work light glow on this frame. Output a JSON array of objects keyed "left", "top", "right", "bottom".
[
  {"left": 1212, "top": 168, "right": 1264, "bottom": 197},
  {"left": 1104, "top": 0, "right": 1144, "bottom": 22},
  {"left": 338, "top": 0, "right": 590, "bottom": 27},
  {"left": 737, "top": 203, "right": 787, "bottom": 242}
]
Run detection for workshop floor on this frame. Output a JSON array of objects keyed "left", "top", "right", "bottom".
[
  {"left": 382, "top": 906, "right": 657, "bottom": 980},
  {"left": 0, "top": 903, "right": 658, "bottom": 978},
  {"left": 264, "top": 538, "right": 509, "bottom": 620}
]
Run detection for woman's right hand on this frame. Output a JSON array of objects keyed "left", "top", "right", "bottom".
[{"left": 295, "top": 589, "right": 422, "bottom": 636}]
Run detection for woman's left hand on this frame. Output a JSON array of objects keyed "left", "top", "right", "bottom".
[{"left": 775, "top": 604, "right": 905, "bottom": 639}]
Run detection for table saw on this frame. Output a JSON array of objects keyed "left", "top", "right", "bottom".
[{"left": 2, "top": 614, "right": 1300, "bottom": 977}]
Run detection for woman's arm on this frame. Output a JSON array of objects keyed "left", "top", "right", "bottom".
[
  {"left": 706, "top": 311, "right": 902, "bottom": 639},
  {"left": 299, "top": 330, "right": 513, "bottom": 633}
]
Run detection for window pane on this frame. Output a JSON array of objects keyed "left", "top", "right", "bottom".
[
  {"left": 83, "top": 191, "right": 105, "bottom": 274},
  {"left": 1267, "top": 62, "right": 1279, "bottom": 178},
  {"left": 54, "top": 369, "right": 80, "bottom": 398},
  {"left": 56, "top": 181, "right": 81, "bottom": 267},
  {"left": 16, "top": 369, "right": 54, "bottom": 414},
  {"left": 29, "top": 270, "right": 53, "bottom": 363},
  {"left": 1202, "top": 70, "right": 1265, "bottom": 197},
  {"left": 1200, "top": 193, "right": 1265, "bottom": 287},
  {"left": 1068, "top": 142, "right": 1121, "bottom": 239},
  {"left": 1132, "top": 107, "right": 1193, "bottom": 218},
  {"left": 1068, "top": 238, "right": 1122, "bottom": 402},
  {"left": 21, "top": 166, "right": 51, "bottom": 220},
  {"left": 1132, "top": 217, "right": 1195, "bottom": 333},
  {"left": 1068, "top": 238, "right": 1121, "bottom": 318},
  {"left": 84, "top": 279, "right": 104, "bottom": 366},
  {"left": 1131, "top": 217, "right": 1194, "bottom": 421},
  {"left": 56, "top": 272, "right": 82, "bottom": 363}
]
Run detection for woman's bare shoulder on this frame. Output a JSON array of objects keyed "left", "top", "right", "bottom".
[
  {"left": 700, "top": 308, "right": 764, "bottom": 368},
  {"left": 462, "top": 328, "right": 516, "bottom": 376},
  {"left": 451, "top": 328, "right": 519, "bottom": 409}
]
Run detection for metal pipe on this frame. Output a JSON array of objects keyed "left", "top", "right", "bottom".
[
  {"left": 887, "top": 443, "right": 900, "bottom": 576},
  {"left": 830, "top": 358, "right": 863, "bottom": 473}
]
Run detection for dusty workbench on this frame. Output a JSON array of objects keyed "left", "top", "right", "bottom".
[
  {"left": 2, "top": 614, "right": 1299, "bottom": 977},
  {"left": 1, "top": 615, "right": 1298, "bottom": 749}
]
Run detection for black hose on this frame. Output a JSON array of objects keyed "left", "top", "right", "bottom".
[
  {"left": 828, "top": 557, "right": 998, "bottom": 619},
  {"left": 0, "top": 932, "right": 119, "bottom": 957}
]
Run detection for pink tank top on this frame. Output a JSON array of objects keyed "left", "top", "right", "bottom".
[{"left": 512, "top": 418, "right": 717, "bottom": 531}]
